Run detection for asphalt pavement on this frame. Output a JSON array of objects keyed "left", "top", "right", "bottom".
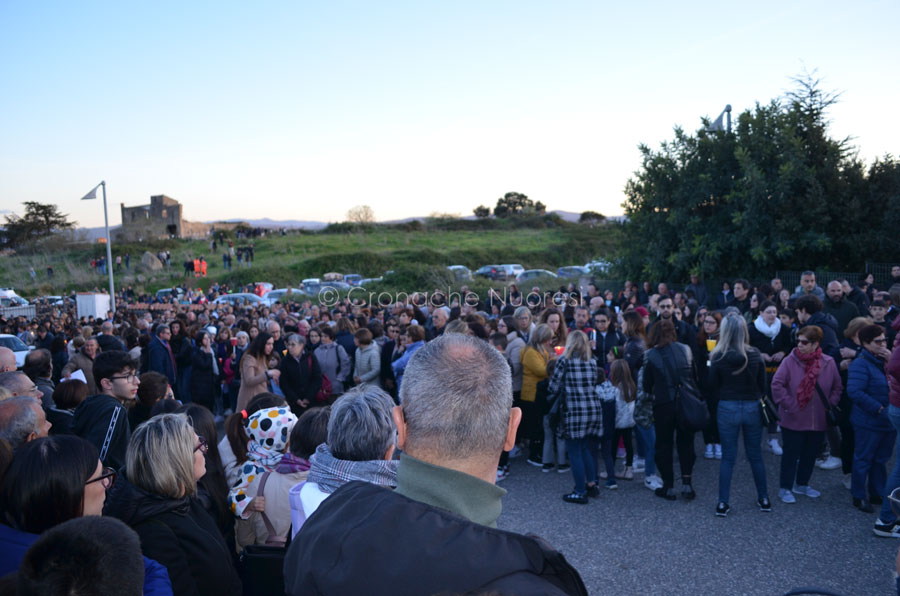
[{"left": 496, "top": 435, "right": 898, "bottom": 596}]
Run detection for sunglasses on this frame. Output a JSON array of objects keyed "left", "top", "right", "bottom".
[
  {"left": 85, "top": 467, "right": 117, "bottom": 489},
  {"left": 797, "top": 338, "right": 812, "bottom": 345}
]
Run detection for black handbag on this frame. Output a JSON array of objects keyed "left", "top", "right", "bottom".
[
  {"left": 759, "top": 395, "right": 779, "bottom": 426},
  {"left": 239, "top": 473, "right": 289, "bottom": 596},
  {"left": 815, "top": 383, "right": 840, "bottom": 427},
  {"left": 661, "top": 346, "right": 709, "bottom": 432}
]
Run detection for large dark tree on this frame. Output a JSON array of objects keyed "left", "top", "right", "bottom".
[
  {"left": 3, "top": 202, "right": 76, "bottom": 247},
  {"left": 494, "top": 192, "right": 538, "bottom": 217},
  {"left": 620, "top": 74, "right": 895, "bottom": 281}
]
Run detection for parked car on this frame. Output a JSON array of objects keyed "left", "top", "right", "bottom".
[
  {"left": 264, "top": 288, "right": 303, "bottom": 305},
  {"left": 344, "top": 274, "right": 363, "bottom": 286},
  {"left": 0, "top": 289, "right": 29, "bottom": 307},
  {"left": 358, "top": 277, "right": 382, "bottom": 287},
  {"left": 155, "top": 287, "right": 186, "bottom": 302},
  {"left": 585, "top": 260, "right": 612, "bottom": 276},
  {"left": 322, "top": 272, "right": 343, "bottom": 282},
  {"left": 447, "top": 265, "right": 472, "bottom": 281},
  {"left": 31, "top": 295, "right": 65, "bottom": 306},
  {"left": 0, "top": 334, "right": 31, "bottom": 368},
  {"left": 212, "top": 293, "right": 264, "bottom": 307},
  {"left": 474, "top": 265, "right": 506, "bottom": 281},
  {"left": 500, "top": 264, "right": 525, "bottom": 279},
  {"left": 516, "top": 269, "right": 558, "bottom": 283},
  {"left": 557, "top": 266, "right": 588, "bottom": 278}
]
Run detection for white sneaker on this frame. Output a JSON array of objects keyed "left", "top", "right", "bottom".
[
  {"left": 816, "top": 456, "right": 842, "bottom": 470},
  {"left": 779, "top": 488, "right": 797, "bottom": 504},
  {"left": 714, "top": 444, "right": 723, "bottom": 459},
  {"left": 704, "top": 444, "right": 714, "bottom": 459},
  {"left": 767, "top": 438, "right": 783, "bottom": 456},
  {"left": 633, "top": 457, "right": 645, "bottom": 472},
  {"left": 644, "top": 474, "right": 663, "bottom": 490},
  {"left": 843, "top": 474, "right": 852, "bottom": 490},
  {"left": 792, "top": 484, "right": 821, "bottom": 499}
]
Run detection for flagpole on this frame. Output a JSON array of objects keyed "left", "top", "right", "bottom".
[{"left": 101, "top": 181, "right": 116, "bottom": 316}]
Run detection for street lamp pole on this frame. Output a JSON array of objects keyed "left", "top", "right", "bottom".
[{"left": 100, "top": 181, "right": 116, "bottom": 315}]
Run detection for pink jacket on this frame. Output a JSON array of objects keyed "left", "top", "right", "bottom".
[{"left": 771, "top": 351, "right": 842, "bottom": 432}]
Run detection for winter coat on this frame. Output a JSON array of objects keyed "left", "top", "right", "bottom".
[
  {"left": 189, "top": 348, "right": 218, "bottom": 408},
  {"left": 353, "top": 343, "right": 381, "bottom": 388},
  {"left": 104, "top": 476, "right": 241, "bottom": 596},
  {"left": 771, "top": 350, "right": 842, "bottom": 432},
  {"left": 888, "top": 345, "right": 900, "bottom": 409},
  {"left": 283, "top": 481, "right": 587, "bottom": 596},
  {"left": 547, "top": 356, "right": 600, "bottom": 439},
  {"left": 315, "top": 342, "right": 352, "bottom": 395},
  {"left": 390, "top": 340, "right": 423, "bottom": 392},
  {"left": 278, "top": 349, "right": 323, "bottom": 410},
  {"left": 802, "top": 312, "right": 841, "bottom": 362},
  {"left": 505, "top": 332, "right": 527, "bottom": 393},
  {"left": 848, "top": 349, "right": 892, "bottom": 432},
  {"left": 61, "top": 351, "right": 97, "bottom": 394},
  {"left": 520, "top": 346, "right": 550, "bottom": 403},
  {"left": 236, "top": 354, "right": 269, "bottom": 411},
  {"left": 642, "top": 342, "right": 697, "bottom": 406},
  {"left": 72, "top": 394, "right": 130, "bottom": 471},
  {"left": 0, "top": 523, "right": 173, "bottom": 595},
  {"left": 147, "top": 337, "right": 177, "bottom": 387}
]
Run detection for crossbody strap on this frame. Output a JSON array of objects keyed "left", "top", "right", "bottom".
[
  {"left": 814, "top": 382, "right": 831, "bottom": 411},
  {"left": 99, "top": 407, "right": 121, "bottom": 462}
]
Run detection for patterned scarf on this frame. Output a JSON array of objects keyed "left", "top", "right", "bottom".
[
  {"left": 276, "top": 453, "right": 310, "bottom": 474},
  {"left": 306, "top": 443, "right": 398, "bottom": 494},
  {"left": 794, "top": 347, "right": 823, "bottom": 409}
]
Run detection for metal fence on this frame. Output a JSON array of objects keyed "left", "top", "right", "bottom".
[
  {"left": 775, "top": 270, "right": 863, "bottom": 294},
  {"left": 866, "top": 263, "right": 899, "bottom": 291}
]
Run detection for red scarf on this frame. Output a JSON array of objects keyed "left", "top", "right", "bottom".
[{"left": 794, "top": 347, "right": 822, "bottom": 409}]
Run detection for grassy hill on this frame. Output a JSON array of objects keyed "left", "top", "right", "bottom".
[{"left": 1, "top": 218, "right": 622, "bottom": 298}]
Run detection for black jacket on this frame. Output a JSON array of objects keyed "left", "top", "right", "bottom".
[
  {"left": 71, "top": 394, "right": 130, "bottom": 471},
  {"left": 642, "top": 343, "right": 698, "bottom": 405},
  {"left": 97, "top": 333, "right": 126, "bottom": 353},
  {"left": 189, "top": 348, "right": 218, "bottom": 408},
  {"left": 748, "top": 323, "right": 793, "bottom": 359},
  {"left": 592, "top": 329, "right": 626, "bottom": 370},
  {"left": 278, "top": 349, "right": 322, "bottom": 413},
  {"left": 284, "top": 481, "right": 587, "bottom": 596},
  {"left": 104, "top": 476, "right": 241, "bottom": 596},
  {"left": 802, "top": 312, "right": 841, "bottom": 362},
  {"left": 708, "top": 348, "right": 767, "bottom": 401}
]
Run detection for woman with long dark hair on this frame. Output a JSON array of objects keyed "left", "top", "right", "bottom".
[
  {"left": 642, "top": 319, "right": 701, "bottom": 501},
  {"left": 237, "top": 331, "right": 278, "bottom": 411},
  {"left": 696, "top": 311, "right": 723, "bottom": 460},
  {"left": 190, "top": 330, "right": 220, "bottom": 412}
]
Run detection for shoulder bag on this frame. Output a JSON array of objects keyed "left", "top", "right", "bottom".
[
  {"left": 661, "top": 345, "right": 709, "bottom": 432},
  {"left": 239, "top": 472, "right": 290, "bottom": 596},
  {"left": 815, "top": 382, "right": 840, "bottom": 427},
  {"left": 309, "top": 354, "right": 332, "bottom": 402}
]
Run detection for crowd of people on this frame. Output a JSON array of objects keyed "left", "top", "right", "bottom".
[{"left": 2, "top": 267, "right": 900, "bottom": 594}]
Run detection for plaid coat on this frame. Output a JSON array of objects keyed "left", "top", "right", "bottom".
[{"left": 548, "top": 356, "right": 601, "bottom": 439}]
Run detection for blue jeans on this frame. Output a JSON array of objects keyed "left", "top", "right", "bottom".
[
  {"left": 852, "top": 424, "right": 896, "bottom": 502},
  {"left": 634, "top": 424, "right": 657, "bottom": 477},
  {"left": 717, "top": 400, "right": 768, "bottom": 503},
  {"left": 879, "top": 406, "right": 900, "bottom": 522},
  {"left": 565, "top": 437, "right": 597, "bottom": 495}
]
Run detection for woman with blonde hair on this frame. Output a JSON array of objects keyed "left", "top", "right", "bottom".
[
  {"left": 521, "top": 323, "right": 555, "bottom": 466},
  {"left": 547, "top": 331, "right": 599, "bottom": 503},
  {"left": 709, "top": 313, "right": 770, "bottom": 516},
  {"left": 104, "top": 414, "right": 241, "bottom": 596}
]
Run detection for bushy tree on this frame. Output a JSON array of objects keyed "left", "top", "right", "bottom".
[
  {"left": 494, "top": 192, "right": 541, "bottom": 217},
  {"left": 620, "top": 73, "right": 891, "bottom": 281},
  {"left": 346, "top": 205, "right": 375, "bottom": 224},
  {"left": 3, "top": 202, "right": 76, "bottom": 247},
  {"left": 473, "top": 205, "right": 491, "bottom": 218},
  {"left": 579, "top": 211, "right": 605, "bottom": 224}
]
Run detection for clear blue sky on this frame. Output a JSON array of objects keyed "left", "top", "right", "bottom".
[{"left": 1, "top": 1, "right": 897, "bottom": 228}]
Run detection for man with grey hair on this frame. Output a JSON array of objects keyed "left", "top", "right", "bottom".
[
  {"left": 426, "top": 306, "right": 449, "bottom": 340},
  {"left": 0, "top": 371, "right": 43, "bottom": 402},
  {"left": 0, "top": 347, "right": 16, "bottom": 373},
  {"left": 0, "top": 396, "right": 51, "bottom": 449},
  {"left": 285, "top": 334, "right": 586, "bottom": 596},
  {"left": 97, "top": 321, "right": 125, "bottom": 353},
  {"left": 289, "top": 384, "right": 398, "bottom": 530},
  {"left": 267, "top": 320, "right": 286, "bottom": 354}
]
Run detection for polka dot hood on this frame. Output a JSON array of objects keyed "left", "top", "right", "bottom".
[{"left": 227, "top": 406, "right": 298, "bottom": 519}]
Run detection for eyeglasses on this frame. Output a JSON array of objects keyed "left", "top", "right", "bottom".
[
  {"left": 703, "top": 320, "right": 717, "bottom": 326},
  {"left": 194, "top": 436, "right": 209, "bottom": 454},
  {"left": 873, "top": 338, "right": 887, "bottom": 345},
  {"left": 86, "top": 467, "right": 117, "bottom": 489},
  {"left": 109, "top": 373, "right": 137, "bottom": 383}
]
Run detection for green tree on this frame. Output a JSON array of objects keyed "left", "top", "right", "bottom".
[
  {"left": 579, "top": 211, "right": 605, "bottom": 225},
  {"left": 3, "top": 202, "right": 76, "bottom": 248},
  {"left": 493, "top": 192, "right": 537, "bottom": 217},
  {"left": 473, "top": 205, "right": 491, "bottom": 218},
  {"left": 620, "top": 73, "right": 881, "bottom": 281}
]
